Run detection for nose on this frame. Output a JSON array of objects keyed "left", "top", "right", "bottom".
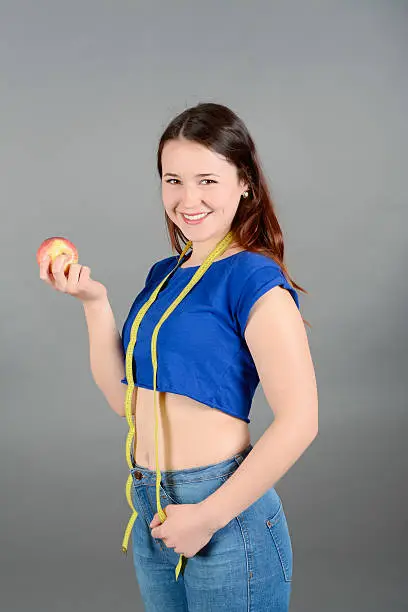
[{"left": 179, "top": 183, "right": 202, "bottom": 207}]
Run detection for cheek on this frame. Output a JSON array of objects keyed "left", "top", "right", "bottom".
[
  {"left": 161, "top": 185, "right": 177, "bottom": 208},
  {"left": 202, "top": 186, "right": 229, "bottom": 209},
  {"left": 211, "top": 186, "right": 239, "bottom": 209}
]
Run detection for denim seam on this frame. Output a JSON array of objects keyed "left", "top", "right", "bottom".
[
  {"left": 266, "top": 500, "right": 283, "bottom": 528},
  {"left": 131, "top": 465, "right": 237, "bottom": 487},
  {"left": 266, "top": 503, "right": 292, "bottom": 582},
  {"left": 234, "top": 514, "right": 252, "bottom": 611},
  {"left": 132, "top": 450, "right": 250, "bottom": 488},
  {"left": 269, "top": 529, "right": 292, "bottom": 583},
  {"left": 136, "top": 469, "right": 238, "bottom": 486}
]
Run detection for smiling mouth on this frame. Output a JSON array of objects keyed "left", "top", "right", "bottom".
[
  {"left": 180, "top": 211, "right": 212, "bottom": 216},
  {"left": 180, "top": 211, "right": 213, "bottom": 222}
]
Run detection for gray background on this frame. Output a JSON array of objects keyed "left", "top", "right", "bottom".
[{"left": 1, "top": 1, "right": 407, "bottom": 610}]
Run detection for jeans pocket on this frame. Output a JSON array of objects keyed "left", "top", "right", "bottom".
[
  {"left": 266, "top": 501, "right": 293, "bottom": 582},
  {"left": 158, "top": 482, "right": 179, "bottom": 506},
  {"left": 159, "top": 475, "right": 228, "bottom": 508}
]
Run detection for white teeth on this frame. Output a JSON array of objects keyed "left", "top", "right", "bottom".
[{"left": 183, "top": 212, "right": 209, "bottom": 220}]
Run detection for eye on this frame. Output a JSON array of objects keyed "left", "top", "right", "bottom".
[{"left": 164, "top": 178, "right": 217, "bottom": 185}]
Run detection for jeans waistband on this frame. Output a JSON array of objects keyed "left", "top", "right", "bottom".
[{"left": 130, "top": 443, "right": 253, "bottom": 485}]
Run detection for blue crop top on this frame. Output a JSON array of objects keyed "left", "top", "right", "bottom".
[{"left": 120, "top": 250, "right": 300, "bottom": 424}]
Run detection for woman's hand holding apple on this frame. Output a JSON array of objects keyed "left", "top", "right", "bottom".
[
  {"left": 37, "top": 237, "right": 107, "bottom": 304},
  {"left": 39, "top": 254, "right": 107, "bottom": 304}
]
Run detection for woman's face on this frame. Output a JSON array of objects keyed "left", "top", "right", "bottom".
[{"left": 161, "top": 138, "right": 248, "bottom": 241}]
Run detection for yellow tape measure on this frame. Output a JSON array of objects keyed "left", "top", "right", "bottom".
[{"left": 121, "top": 230, "right": 235, "bottom": 581}]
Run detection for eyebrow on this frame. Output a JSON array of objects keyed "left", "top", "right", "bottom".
[{"left": 163, "top": 173, "right": 221, "bottom": 178}]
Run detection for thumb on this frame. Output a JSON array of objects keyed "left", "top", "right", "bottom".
[{"left": 149, "top": 514, "right": 161, "bottom": 528}]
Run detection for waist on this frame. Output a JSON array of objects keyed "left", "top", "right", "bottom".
[
  {"left": 131, "top": 388, "right": 250, "bottom": 470},
  {"left": 130, "top": 442, "right": 253, "bottom": 482}
]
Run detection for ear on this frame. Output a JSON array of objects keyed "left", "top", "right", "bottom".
[{"left": 239, "top": 177, "right": 249, "bottom": 193}]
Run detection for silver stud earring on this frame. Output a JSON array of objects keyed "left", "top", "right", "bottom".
[{"left": 242, "top": 191, "right": 249, "bottom": 198}]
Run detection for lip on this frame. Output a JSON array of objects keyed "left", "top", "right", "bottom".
[
  {"left": 179, "top": 211, "right": 212, "bottom": 215},
  {"left": 180, "top": 211, "right": 212, "bottom": 225}
]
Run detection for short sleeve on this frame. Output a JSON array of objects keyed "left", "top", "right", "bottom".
[
  {"left": 120, "top": 260, "right": 159, "bottom": 384},
  {"left": 235, "top": 265, "right": 300, "bottom": 336},
  {"left": 143, "top": 260, "right": 159, "bottom": 288}
]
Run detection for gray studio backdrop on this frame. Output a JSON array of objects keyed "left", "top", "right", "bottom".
[{"left": 1, "top": 1, "right": 406, "bottom": 611}]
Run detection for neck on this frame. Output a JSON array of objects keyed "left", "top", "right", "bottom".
[{"left": 186, "top": 235, "right": 238, "bottom": 267}]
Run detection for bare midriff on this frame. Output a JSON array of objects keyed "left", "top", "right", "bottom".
[{"left": 131, "top": 387, "right": 251, "bottom": 470}]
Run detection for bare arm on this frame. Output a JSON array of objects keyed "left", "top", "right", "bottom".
[
  {"left": 38, "top": 253, "right": 131, "bottom": 417},
  {"left": 199, "top": 285, "right": 318, "bottom": 531},
  {"left": 82, "top": 296, "right": 129, "bottom": 417}
]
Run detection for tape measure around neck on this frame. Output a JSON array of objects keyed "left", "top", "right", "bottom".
[{"left": 121, "top": 230, "right": 235, "bottom": 581}]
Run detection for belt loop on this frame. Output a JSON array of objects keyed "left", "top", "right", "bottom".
[
  {"left": 234, "top": 451, "right": 245, "bottom": 466},
  {"left": 234, "top": 443, "right": 252, "bottom": 466}
]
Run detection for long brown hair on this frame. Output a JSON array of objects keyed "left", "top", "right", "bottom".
[{"left": 156, "top": 102, "right": 310, "bottom": 328}]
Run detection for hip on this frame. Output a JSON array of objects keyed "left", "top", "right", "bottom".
[{"left": 129, "top": 442, "right": 293, "bottom": 608}]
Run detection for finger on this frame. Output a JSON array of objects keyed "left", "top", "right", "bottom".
[
  {"left": 51, "top": 254, "right": 69, "bottom": 292},
  {"left": 65, "top": 262, "right": 82, "bottom": 293},
  {"left": 152, "top": 527, "right": 165, "bottom": 539},
  {"left": 149, "top": 514, "right": 159, "bottom": 527},
  {"left": 77, "top": 265, "right": 91, "bottom": 287},
  {"left": 68, "top": 264, "right": 91, "bottom": 296},
  {"left": 50, "top": 253, "right": 64, "bottom": 277},
  {"left": 39, "top": 256, "right": 54, "bottom": 285}
]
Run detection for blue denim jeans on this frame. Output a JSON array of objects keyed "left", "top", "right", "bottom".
[{"left": 129, "top": 443, "right": 293, "bottom": 611}]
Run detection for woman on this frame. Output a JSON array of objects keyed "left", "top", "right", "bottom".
[{"left": 39, "top": 102, "right": 318, "bottom": 611}]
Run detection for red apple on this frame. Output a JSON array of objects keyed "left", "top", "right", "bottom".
[{"left": 36, "top": 237, "right": 78, "bottom": 276}]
